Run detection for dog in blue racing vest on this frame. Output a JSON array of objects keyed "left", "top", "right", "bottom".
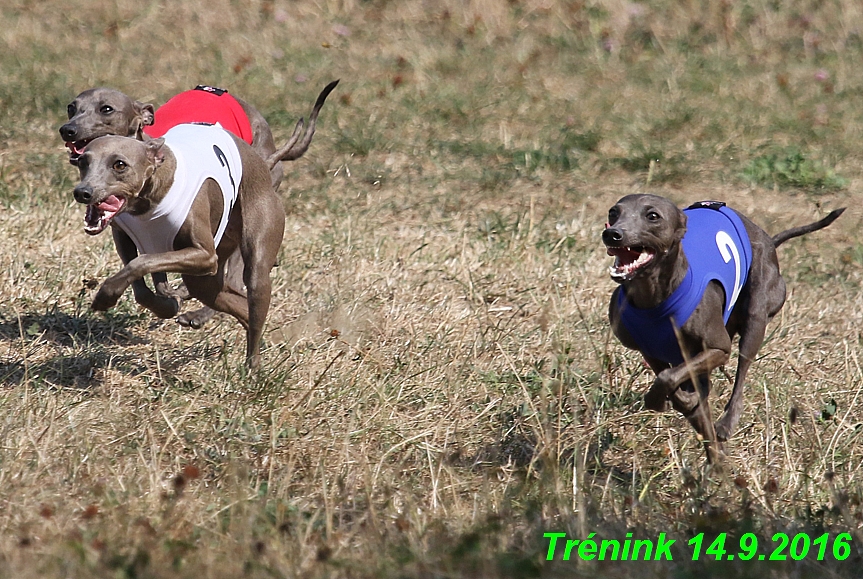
[{"left": 603, "top": 194, "right": 844, "bottom": 463}]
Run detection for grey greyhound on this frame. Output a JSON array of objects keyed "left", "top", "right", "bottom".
[
  {"left": 603, "top": 194, "right": 844, "bottom": 463},
  {"left": 60, "top": 81, "right": 338, "bottom": 330},
  {"left": 72, "top": 123, "right": 285, "bottom": 368}
]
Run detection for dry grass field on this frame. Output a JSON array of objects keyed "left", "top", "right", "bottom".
[{"left": 2, "top": 0, "right": 863, "bottom": 577}]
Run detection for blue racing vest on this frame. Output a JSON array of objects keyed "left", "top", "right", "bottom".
[{"left": 617, "top": 202, "right": 753, "bottom": 365}]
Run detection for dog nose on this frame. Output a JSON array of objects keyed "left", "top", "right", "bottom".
[
  {"left": 602, "top": 227, "right": 623, "bottom": 245},
  {"left": 59, "top": 124, "right": 78, "bottom": 141},
  {"left": 74, "top": 185, "right": 93, "bottom": 203}
]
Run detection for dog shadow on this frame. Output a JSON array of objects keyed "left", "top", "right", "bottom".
[
  {"left": 0, "top": 309, "right": 148, "bottom": 388},
  {"left": 1, "top": 356, "right": 98, "bottom": 388},
  {"left": 0, "top": 308, "right": 145, "bottom": 345}
]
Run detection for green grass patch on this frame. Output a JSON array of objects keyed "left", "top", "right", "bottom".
[{"left": 741, "top": 146, "right": 847, "bottom": 192}]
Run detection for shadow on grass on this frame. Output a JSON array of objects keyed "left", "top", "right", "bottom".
[
  {"left": 472, "top": 408, "right": 538, "bottom": 469},
  {"left": 0, "top": 348, "right": 153, "bottom": 389},
  {"left": 0, "top": 308, "right": 144, "bottom": 347},
  {"left": 437, "top": 406, "right": 863, "bottom": 578},
  {"left": 0, "top": 308, "right": 149, "bottom": 388}
]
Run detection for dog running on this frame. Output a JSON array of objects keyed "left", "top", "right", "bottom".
[
  {"left": 72, "top": 123, "right": 285, "bottom": 368},
  {"left": 60, "top": 81, "right": 338, "bottom": 330},
  {"left": 603, "top": 194, "right": 844, "bottom": 463}
]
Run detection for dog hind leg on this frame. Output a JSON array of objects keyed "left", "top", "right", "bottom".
[
  {"left": 239, "top": 216, "right": 282, "bottom": 368},
  {"left": 715, "top": 311, "right": 774, "bottom": 441}
]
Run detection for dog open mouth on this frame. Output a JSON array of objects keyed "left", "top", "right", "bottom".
[
  {"left": 84, "top": 195, "right": 125, "bottom": 235},
  {"left": 65, "top": 140, "right": 92, "bottom": 165},
  {"left": 607, "top": 246, "right": 655, "bottom": 280}
]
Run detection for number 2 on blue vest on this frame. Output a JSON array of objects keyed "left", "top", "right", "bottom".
[{"left": 715, "top": 231, "right": 742, "bottom": 313}]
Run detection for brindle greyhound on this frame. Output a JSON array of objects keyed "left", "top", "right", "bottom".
[
  {"left": 603, "top": 194, "right": 844, "bottom": 463},
  {"left": 60, "top": 81, "right": 338, "bottom": 330}
]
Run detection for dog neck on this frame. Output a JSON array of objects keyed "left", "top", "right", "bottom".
[
  {"left": 622, "top": 243, "right": 689, "bottom": 309},
  {"left": 127, "top": 149, "right": 177, "bottom": 216}
]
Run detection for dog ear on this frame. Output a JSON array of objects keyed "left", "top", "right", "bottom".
[
  {"left": 145, "top": 138, "right": 167, "bottom": 168},
  {"left": 136, "top": 101, "right": 155, "bottom": 126},
  {"left": 129, "top": 102, "right": 155, "bottom": 140},
  {"left": 674, "top": 209, "right": 688, "bottom": 242}
]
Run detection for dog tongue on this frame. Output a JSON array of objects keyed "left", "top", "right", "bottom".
[
  {"left": 97, "top": 195, "right": 124, "bottom": 213},
  {"left": 66, "top": 141, "right": 90, "bottom": 165},
  {"left": 65, "top": 141, "right": 87, "bottom": 155},
  {"left": 607, "top": 246, "right": 656, "bottom": 280},
  {"left": 84, "top": 195, "right": 125, "bottom": 235}
]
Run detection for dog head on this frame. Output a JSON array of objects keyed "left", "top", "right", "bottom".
[
  {"left": 72, "top": 136, "right": 167, "bottom": 235},
  {"left": 602, "top": 194, "right": 687, "bottom": 282},
  {"left": 59, "top": 88, "right": 155, "bottom": 165}
]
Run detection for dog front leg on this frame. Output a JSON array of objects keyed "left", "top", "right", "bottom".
[
  {"left": 243, "top": 262, "right": 272, "bottom": 369},
  {"left": 667, "top": 375, "right": 723, "bottom": 464},
  {"left": 93, "top": 247, "right": 217, "bottom": 312},
  {"left": 715, "top": 314, "right": 769, "bottom": 441},
  {"left": 647, "top": 349, "right": 728, "bottom": 464},
  {"left": 110, "top": 227, "right": 182, "bottom": 318},
  {"left": 645, "top": 348, "right": 729, "bottom": 412}
]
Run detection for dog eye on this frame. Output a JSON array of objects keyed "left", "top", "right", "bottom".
[
  {"left": 67, "top": 104, "right": 76, "bottom": 118},
  {"left": 608, "top": 207, "right": 620, "bottom": 222},
  {"left": 100, "top": 105, "right": 114, "bottom": 115},
  {"left": 112, "top": 160, "right": 127, "bottom": 172},
  {"left": 646, "top": 211, "right": 661, "bottom": 221}
]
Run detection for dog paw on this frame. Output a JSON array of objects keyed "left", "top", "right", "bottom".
[
  {"left": 714, "top": 414, "right": 737, "bottom": 442},
  {"left": 644, "top": 387, "right": 670, "bottom": 412},
  {"left": 705, "top": 448, "right": 726, "bottom": 469},
  {"left": 246, "top": 353, "right": 262, "bottom": 369},
  {"left": 156, "top": 281, "right": 191, "bottom": 301},
  {"left": 92, "top": 275, "right": 132, "bottom": 311},
  {"left": 149, "top": 296, "right": 182, "bottom": 319},
  {"left": 91, "top": 287, "right": 120, "bottom": 311},
  {"left": 177, "top": 307, "right": 216, "bottom": 330}
]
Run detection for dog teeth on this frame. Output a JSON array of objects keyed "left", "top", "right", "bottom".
[
  {"left": 83, "top": 196, "right": 125, "bottom": 235},
  {"left": 609, "top": 247, "right": 655, "bottom": 280}
]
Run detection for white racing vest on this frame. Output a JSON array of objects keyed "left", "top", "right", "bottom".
[{"left": 114, "top": 123, "right": 243, "bottom": 255}]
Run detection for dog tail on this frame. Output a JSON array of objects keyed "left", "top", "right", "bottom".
[
  {"left": 772, "top": 207, "right": 845, "bottom": 247},
  {"left": 267, "top": 79, "right": 339, "bottom": 170}
]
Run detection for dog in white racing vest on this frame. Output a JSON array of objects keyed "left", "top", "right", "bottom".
[{"left": 72, "top": 123, "right": 285, "bottom": 368}]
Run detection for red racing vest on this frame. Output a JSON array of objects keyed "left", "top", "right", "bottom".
[{"left": 144, "top": 85, "right": 254, "bottom": 145}]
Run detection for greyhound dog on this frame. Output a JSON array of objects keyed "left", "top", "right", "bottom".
[
  {"left": 72, "top": 123, "right": 285, "bottom": 368},
  {"left": 60, "top": 81, "right": 338, "bottom": 330},
  {"left": 603, "top": 194, "right": 844, "bottom": 463}
]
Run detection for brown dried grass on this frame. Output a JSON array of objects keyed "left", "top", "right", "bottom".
[{"left": 1, "top": 1, "right": 862, "bottom": 577}]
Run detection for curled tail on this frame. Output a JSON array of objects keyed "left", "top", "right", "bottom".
[
  {"left": 267, "top": 79, "right": 339, "bottom": 170},
  {"left": 772, "top": 208, "right": 845, "bottom": 247}
]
